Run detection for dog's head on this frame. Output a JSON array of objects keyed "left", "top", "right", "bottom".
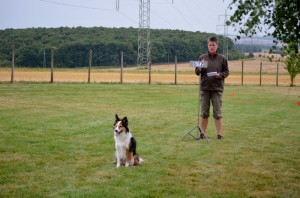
[{"left": 114, "top": 114, "right": 129, "bottom": 135}]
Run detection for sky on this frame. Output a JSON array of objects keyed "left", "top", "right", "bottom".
[{"left": 0, "top": 0, "right": 237, "bottom": 35}]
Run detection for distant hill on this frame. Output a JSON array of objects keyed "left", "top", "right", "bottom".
[
  {"left": 229, "top": 35, "right": 282, "bottom": 53},
  {"left": 229, "top": 35, "right": 278, "bottom": 45}
]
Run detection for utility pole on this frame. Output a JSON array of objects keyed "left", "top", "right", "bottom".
[{"left": 137, "top": 0, "right": 151, "bottom": 69}]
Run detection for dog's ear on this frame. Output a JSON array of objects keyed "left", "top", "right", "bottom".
[
  {"left": 122, "top": 117, "right": 129, "bottom": 132},
  {"left": 114, "top": 114, "right": 120, "bottom": 125},
  {"left": 122, "top": 117, "right": 128, "bottom": 125}
]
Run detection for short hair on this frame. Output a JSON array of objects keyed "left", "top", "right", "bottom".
[{"left": 208, "top": 36, "right": 218, "bottom": 44}]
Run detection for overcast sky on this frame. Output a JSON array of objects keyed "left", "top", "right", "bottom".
[{"left": 0, "top": 0, "right": 237, "bottom": 35}]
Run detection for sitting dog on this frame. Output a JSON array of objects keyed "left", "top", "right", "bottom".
[{"left": 114, "top": 114, "right": 143, "bottom": 168}]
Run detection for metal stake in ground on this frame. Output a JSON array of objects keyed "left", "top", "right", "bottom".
[{"left": 182, "top": 61, "right": 208, "bottom": 143}]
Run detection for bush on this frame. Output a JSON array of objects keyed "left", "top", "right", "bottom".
[{"left": 248, "top": 53, "right": 254, "bottom": 58}]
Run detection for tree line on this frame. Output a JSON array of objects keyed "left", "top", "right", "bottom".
[{"left": 0, "top": 27, "right": 244, "bottom": 68}]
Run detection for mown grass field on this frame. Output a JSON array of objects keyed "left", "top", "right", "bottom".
[{"left": 0, "top": 83, "right": 299, "bottom": 197}]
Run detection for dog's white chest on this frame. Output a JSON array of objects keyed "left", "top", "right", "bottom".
[{"left": 115, "top": 132, "right": 132, "bottom": 149}]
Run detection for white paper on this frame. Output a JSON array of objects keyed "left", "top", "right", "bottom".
[{"left": 207, "top": 72, "right": 217, "bottom": 77}]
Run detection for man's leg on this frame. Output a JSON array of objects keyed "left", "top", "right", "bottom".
[
  {"left": 214, "top": 118, "right": 222, "bottom": 137},
  {"left": 212, "top": 91, "right": 223, "bottom": 139},
  {"left": 200, "top": 91, "right": 210, "bottom": 135},
  {"left": 201, "top": 117, "right": 208, "bottom": 134}
]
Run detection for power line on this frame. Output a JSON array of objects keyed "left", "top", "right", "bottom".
[
  {"left": 40, "top": 0, "right": 137, "bottom": 27},
  {"left": 171, "top": 4, "right": 195, "bottom": 31},
  {"left": 180, "top": 0, "right": 211, "bottom": 32},
  {"left": 117, "top": 10, "right": 138, "bottom": 25},
  {"left": 151, "top": 9, "right": 181, "bottom": 29},
  {"left": 40, "top": 0, "right": 114, "bottom": 11}
]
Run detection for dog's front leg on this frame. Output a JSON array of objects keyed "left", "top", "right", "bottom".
[
  {"left": 125, "top": 154, "right": 130, "bottom": 167},
  {"left": 116, "top": 159, "right": 121, "bottom": 168},
  {"left": 116, "top": 161, "right": 121, "bottom": 168},
  {"left": 125, "top": 149, "right": 132, "bottom": 167},
  {"left": 116, "top": 150, "right": 121, "bottom": 168}
]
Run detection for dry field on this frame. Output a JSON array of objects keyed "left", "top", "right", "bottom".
[{"left": 1, "top": 56, "right": 299, "bottom": 86}]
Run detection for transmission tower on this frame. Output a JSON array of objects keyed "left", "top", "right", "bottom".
[
  {"left": 137, "top": 0, "right": 151, "bottom": 68},
  {"left": 217, "top": 9, "right": 230, "bottom": 59}
]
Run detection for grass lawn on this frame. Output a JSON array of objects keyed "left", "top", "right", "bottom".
[{"left": 0, "top": 83, "right": 299, "bottom": 197}]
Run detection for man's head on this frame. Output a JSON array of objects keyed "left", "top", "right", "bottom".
[{"left": 207, "top": 37, "right": 218, "bottom": 55}]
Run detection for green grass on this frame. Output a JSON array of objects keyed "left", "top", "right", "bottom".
[{"left": 0, "top": 83, "right": 299, "bottom": 197}]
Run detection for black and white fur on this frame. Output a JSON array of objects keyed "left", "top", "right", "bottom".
[{"left": 114, "top": 114, "right": 143, "bottom": 168}]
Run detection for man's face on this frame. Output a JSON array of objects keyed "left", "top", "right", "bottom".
[{"left": 208, "top": 41, "right": 218, "bottom": 54}]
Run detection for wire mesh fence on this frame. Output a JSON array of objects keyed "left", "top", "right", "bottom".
[
  {"left": 0, "top": 49, "right": 298, "bottom": 86},
  {"left": 0, "top": 62, "right": 297, "bottom": 86}
]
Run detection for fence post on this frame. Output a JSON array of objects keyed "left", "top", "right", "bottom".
[
  {"left": 276, "top": 63, "right": 279, "bottom": 86},
  {"left": 11, "top": 46, "right": 15, "bottom": 83},
  {"left": 148, "top": 61, "right": 151, "bottom": 84},
  {"left": 88, "top": 49, "right": 92, "bottom": 83},
  {"left": 174, "top": 55, "right": 177, "bottom": 85},
  {"left": 241, "top": 60, "right": 244, "bottom": 86},
  {"left": 259, "top": 62, "right": 262, "bottom": 86},
  {"left": 50, "top": 48, "right": 54, "bottom": 83},
  {"left": 120, "top": 51, "right": 123, "bottom": 84}
]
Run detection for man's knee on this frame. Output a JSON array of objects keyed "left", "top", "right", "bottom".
[
  {"left": 201, "top": 112, "right": 210, "bottom": 118},
  {"left": 213, "top": 109, "right": 222, "bottom": 119},
  {"left": 213, "top": 115, "right": 222, "bottom": 119}
]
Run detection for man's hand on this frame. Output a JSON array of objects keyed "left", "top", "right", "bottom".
[
  {"left": 195, "top": 68, "right": 201, "bottom": 76},
  {"left": 215, "top": 73, "right": 222, "bottom": 79}
]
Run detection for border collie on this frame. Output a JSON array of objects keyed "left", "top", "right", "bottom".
[{"left": 114, "top": 114, "right": 143, "bottom": 168}]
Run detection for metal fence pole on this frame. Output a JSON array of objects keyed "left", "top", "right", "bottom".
[
  {"left": 148, "top": 61, "right": 151, "bottom": 84},
  {"left": 259, "top": 62, "right": 262, "bottom": 86},
  {"left": 276, "top": 63, "right": 279, "bottom": 86},
  {"left": 175, "top": 55, "right": 177, "bottom": 85},
  {"left": 11, "top": 46, "right": 15, "bottom": 83},
  {"left": 51, "top": 48, "right": 54, "bottom": 83},
  {"left": 120, "top": 51, "right": 123, "bottom": 84},
  {"left": 88, "top": 49, "right": 92, "bottom": 83},
  {"left": 241, "top": 60, "right": 244, "bottom": 86}
]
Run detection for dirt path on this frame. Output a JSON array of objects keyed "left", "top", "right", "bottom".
[{"left": 0, "top": 70, "right": 297, "bottom": 86}]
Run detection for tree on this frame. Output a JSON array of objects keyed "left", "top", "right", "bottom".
[
  {"left": 228, "top": 0, "right": 299, "bottom": 53},
  {"left": 228, "top": 0, "right": 300, "bottom": 86},
  {"left": 284, "top": 53, "right": 300, "bottom": 87},
  {"left": 0, "top": 27, "right": 242, "bottom": 67}
]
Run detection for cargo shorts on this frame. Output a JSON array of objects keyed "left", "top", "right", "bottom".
[{"left": 200, "top": 90, "right": 223, "bottom": 119}]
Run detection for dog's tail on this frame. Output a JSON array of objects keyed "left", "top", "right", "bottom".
[
  {"left": 134, "top": 155, "right": 144, "bottom": 165},
  {"left": 138, "top": 157, "right": 144, "bottom": 164}
]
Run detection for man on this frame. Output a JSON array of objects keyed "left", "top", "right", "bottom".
[{"left": 195, "top": 36, "right": 229, "bottom": 139}]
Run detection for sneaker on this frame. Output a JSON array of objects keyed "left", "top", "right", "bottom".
[{"left": 217, "top": 135, "right": 223, "bottom": 140}]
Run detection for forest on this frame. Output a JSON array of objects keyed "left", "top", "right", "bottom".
[{"left": 0, "top": 27, "right": 244, "bottom": 67}]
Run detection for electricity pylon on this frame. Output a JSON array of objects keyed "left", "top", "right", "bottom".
[
  {"left": 137, "top": 0, "right": 151, "bottom": 68},
  {"left": 217, "top": 9, "right": 230, "bottom": 59}
]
